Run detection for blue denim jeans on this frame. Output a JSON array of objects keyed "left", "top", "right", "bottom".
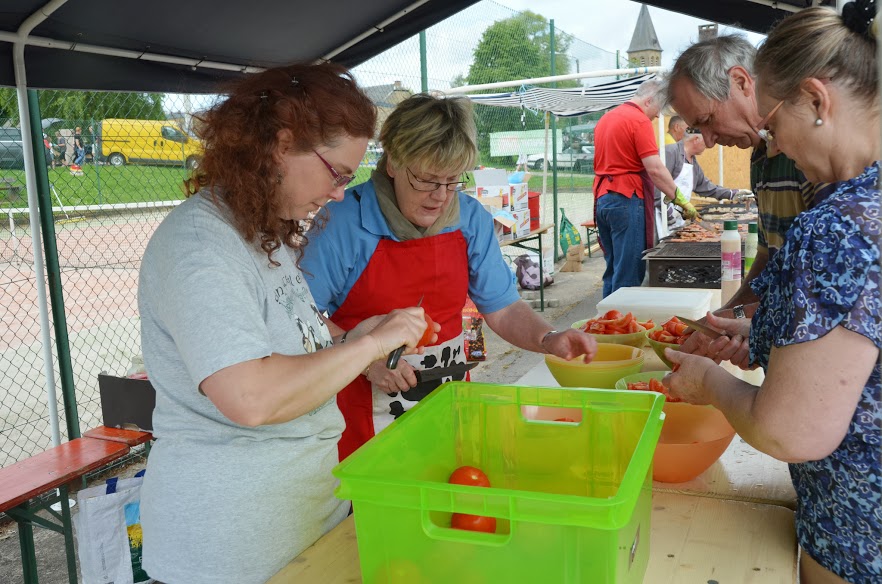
[{"left": 596, "top": 191, "right": 646, "bottom": 297}]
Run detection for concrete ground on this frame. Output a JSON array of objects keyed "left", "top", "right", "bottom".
[{"left": 0, "top": 248, "right": 607, "bottom": 584}]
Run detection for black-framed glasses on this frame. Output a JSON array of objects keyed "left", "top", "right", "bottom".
[
  {"left": 405, "top": 167, "right": 470, "bottom": 192},
  {"left": 313, "top": 149, "right": 355, "bottom": 188}
]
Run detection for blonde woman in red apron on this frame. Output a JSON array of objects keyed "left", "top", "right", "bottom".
[{"left": 303, "top": 94, "right": 599, "bottom": 461}]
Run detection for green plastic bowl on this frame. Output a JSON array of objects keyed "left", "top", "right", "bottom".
[
  {"left": 571, "top": 319, "right": 660, "bottom": 348},
  {"left": 646, "top": 337, "right": 680, "bottom": 370},
  {"left": 615, "top": 371, "right": 668, "bottom": 391},
  {"left": 545, "top": 343, "right": 645, "bottom": 389}
]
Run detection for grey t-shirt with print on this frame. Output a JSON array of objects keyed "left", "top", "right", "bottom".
[{"left": 138, "top": 192, "right": 347, "bottom": 584}]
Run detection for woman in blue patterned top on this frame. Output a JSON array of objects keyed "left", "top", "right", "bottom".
[{"left": 663, "top": 3, "right": 881, "bottom": 583}]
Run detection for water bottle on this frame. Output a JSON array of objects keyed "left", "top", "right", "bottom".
[{"left": 721, "top": 220, "right": 742, "bottom": 304}]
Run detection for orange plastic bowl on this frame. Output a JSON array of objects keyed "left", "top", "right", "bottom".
[{"left": 653, "top": 402, "right": 736, "bottom": 483}]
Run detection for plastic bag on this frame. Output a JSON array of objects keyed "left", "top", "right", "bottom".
[
  {"left": 514, "top": 254, "right": 553, "bottom": 291},
  {"left": 75, "top": 470, "right": 154, "bottom": 584},
  {"left": 558, "top": 208, "right": 582, "bottom": 256}
]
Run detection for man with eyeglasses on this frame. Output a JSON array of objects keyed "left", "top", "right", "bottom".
[
  {"left": 303, "top": 94, "right": 597, "bottom": 461},
  {"left": 667, "top": 34, "right": 832, "bottom": 354}
]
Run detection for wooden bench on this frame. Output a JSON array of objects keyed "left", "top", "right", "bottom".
[
  {"left": 579, "top": 220, "right": 599, "bottom": 257},
  {"left": 0, "top": 437, "right": 132, "bottom": 584},
  {"left": 83, "top": 426, "right": 153, "bottom": 446}
]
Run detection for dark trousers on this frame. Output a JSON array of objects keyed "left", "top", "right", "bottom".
[{"left": 596, "top": 191, "right": 646, "bottom": 297}]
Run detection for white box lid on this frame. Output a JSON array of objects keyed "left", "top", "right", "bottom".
[{"left": 596, "top": 286, "right": 715, "bottom": 323}]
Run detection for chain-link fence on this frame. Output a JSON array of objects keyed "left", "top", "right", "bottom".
[{"left": 1, "top": 0, "right": 618, "bottom": 468}]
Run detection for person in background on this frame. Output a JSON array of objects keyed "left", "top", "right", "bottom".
[
  {"left": 138, "top": 62, "right": 433, "bottom": 584},
  {"left": 665, "top": 3, "right": 880, "bottom": 582},
  {"left": 653, "top": 133, "right": 752, "bottom": 236},
  {"left": 664, "top": 114, "right": 688, "bottom": 145},
  {"left": 42, "top": 133, "right": 54, "bottom": 168},
  {"left": 73, "top": 126, "right": 85, "bottom": 167},
  {"left": 303, "top": 94, "right": 597, "bottom": 460},
  {"left": 592, "top": 77, "right": 695, "bottom": 297}
]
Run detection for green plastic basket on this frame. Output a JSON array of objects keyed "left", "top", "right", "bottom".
[{"left": 334, "top": 382, "right": 666, "bottom": 583}]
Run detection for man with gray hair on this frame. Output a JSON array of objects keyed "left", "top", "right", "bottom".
[
  {"left": 666, "top": 115, "right": 688, "bottom": 145},
  {"left": 593, "top": 76, "right": 695, "bottom": 297},
  {"left": 668, "top": 34, "right": 831, "bottom": 314}
]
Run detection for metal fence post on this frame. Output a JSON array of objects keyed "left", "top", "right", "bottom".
[
  {"left": 550, "top": 19, "right": 559, "bottom": 262},
  {"left": 27, "top": 89, "right": 80, "bottom": 439}
]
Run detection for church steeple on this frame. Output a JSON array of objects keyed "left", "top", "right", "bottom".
[{"left": 627, "top": 4, "right": 662, "bottom": 67}]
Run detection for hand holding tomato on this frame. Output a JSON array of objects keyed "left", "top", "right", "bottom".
[{"left": 417, "top": 313, "right": 439, "bottom": 348}]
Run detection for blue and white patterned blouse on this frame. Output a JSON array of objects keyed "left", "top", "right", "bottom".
[{"left": 750, "top": 163, "right": 881, "bottom": 582}]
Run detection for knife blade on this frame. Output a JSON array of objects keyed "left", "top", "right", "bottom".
[
  {"left": 414, "top": 362, "right": 479, "bottom": 383},
  {"left": 675, "top": 316, "right": 725, "bottom": 340},
  {"left": 386, "top": 294, "right": 425, "bottom": 370},
  {"left": 693, "top": 219, "right": 719, "bottom": 233}
]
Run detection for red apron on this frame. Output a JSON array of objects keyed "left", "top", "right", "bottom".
[{"left": 331, "top": 230, "right": 469, "bottom": 461}]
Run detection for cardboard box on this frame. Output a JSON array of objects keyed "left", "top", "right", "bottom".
[
  {"left": 510, "top": 183, "right": 529, "bottom": 211},
  {"left": 98, "top": 374, "right": 156, "bottom": 431},
  {"left": 491, "top": 209, "right": 517, "bottom": 242},
  {"left": 512, "top": 209, "right": 531, "bottom": 238}
]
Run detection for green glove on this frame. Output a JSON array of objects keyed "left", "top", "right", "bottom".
[
  {"left": 681, "top": 202, "right": 699, "bottom": 221},
  {"left": 672, "top": 187, "right": 690, "bottom": 207}
]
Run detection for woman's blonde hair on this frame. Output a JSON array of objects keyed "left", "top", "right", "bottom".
[
  {"left": 755, "top": 6, "right": 878, "bottom": 106},
  {"left": 378, "top": 94, "right": 477, "bottom": 175}
]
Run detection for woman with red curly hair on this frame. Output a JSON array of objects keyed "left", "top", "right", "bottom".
[{"left": 137, "top": 63, "right": 434, "bottom": 584}]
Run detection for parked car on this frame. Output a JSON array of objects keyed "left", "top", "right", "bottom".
[
  {"left": 527, "top": 145, "right": 594, "bottom": 171},
  {"left": 0, "top": 127, "right": 50, "bottom": 170},
  {"left": 100, "top": 119, "right": 203, "bottom": 169}
]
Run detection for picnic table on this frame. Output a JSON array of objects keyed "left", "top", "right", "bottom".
[{"left": 502, "top": 223, "right": 553, "bottom": 311}]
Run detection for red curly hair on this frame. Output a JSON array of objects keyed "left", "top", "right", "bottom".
[{"left": 185, "top": 62, "right": 376, "bottom": 265}]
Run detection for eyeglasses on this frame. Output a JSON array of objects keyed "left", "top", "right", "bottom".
[
  {"left": 755, "top": 100, "right": 784, "bottom": 144},
  {"left": 313, "top": 149, "right": 355, "bottom": 188},
  {"left": 405, "top": 167, "right": 469, "bottom": 192}
]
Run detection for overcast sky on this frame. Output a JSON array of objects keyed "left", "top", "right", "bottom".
[{"left": 497, "top": 0, "right": 766, "bottom": 69}]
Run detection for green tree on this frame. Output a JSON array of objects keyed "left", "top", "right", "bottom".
[
  {"left": 463, "top": 11, "right": 576, "bottom": 163},
  {"left": 0, "top": 88, "right": 164, "bottom": 127}
]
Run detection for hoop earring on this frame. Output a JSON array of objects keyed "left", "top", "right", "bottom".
[{"left": 814, "top": 118, "right": 823, "bottom": 127}]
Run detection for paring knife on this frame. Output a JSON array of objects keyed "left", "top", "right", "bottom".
[
  {"left": 414, "top": 362, "right": 479, "bottom": 383},
  {"left": 675, "top": 316, "right": 725, "bottom": 340},
  {"left": 386, "top": 294, "right": 424, "bottom": 370}
]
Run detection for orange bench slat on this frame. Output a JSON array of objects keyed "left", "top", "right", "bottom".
[
  {"left": 580, "top": 220, "right": 596, "bottom": 227},
  {"left": 83, "top": 426, "right": 153, "bottom": 446},
  {"left": 0, "top": 438, "right": 130, "bottom": 513}
]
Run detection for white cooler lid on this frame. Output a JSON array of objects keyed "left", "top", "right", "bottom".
[{"left": 596, "top": 287, "right": 716, "bottom": 323}]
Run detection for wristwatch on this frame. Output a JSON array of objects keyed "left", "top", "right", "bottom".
[{"left": 732, "top": 304, "right": 747, "bottom": 319}]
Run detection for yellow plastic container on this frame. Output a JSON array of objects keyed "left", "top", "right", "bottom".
[
  {"left": 545, "top": 343, "right": 644, "bottom": 388},
  {"left": 334, "top": 383, "right": 666, "bottom": 584},
  {"left": 571, "top": 319, "right": 660, "bottom": 348}
]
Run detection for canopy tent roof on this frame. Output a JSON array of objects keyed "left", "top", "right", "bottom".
[
  {"left": 466, "top": 74, "right": 655, "bottom": 117},
  {"left": 0, "top": 0, "right": 481, "bottom": 92},
  {"left": 641, "top": 0, "right": 838, "bottom": 35}
]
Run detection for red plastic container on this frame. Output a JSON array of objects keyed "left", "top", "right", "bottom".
[{"left": 528, "top": 191, "right": 540, "bottom": 231}]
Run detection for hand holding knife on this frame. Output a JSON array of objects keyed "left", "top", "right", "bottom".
[{"left": 386, "top": 294, "right": 424, "bottom": 369}]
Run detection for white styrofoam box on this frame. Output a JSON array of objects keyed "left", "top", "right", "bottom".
[
  {"left": 510, "top": 183, "right": 529, "bottom": 211},
  {"left": 526, "top": 246, "right": 555, "bottom": 277},
  {"left": 476, "top": 186, "right": 511, "bottom": 209},
  {"left": 595, "top": 286, "right": 714, "bottom": 323},
  {"left": 512, "top": 210, "right": 531, "bottom": 238}
]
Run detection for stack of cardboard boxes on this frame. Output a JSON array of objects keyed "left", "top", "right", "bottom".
[{"left": 472, "top": 169, "right": 531, "bottom": 242}]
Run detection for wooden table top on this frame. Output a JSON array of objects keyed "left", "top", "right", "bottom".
[
  {"left": 504, "top": 223, "right": 553, "bottom": 246},
  {"left": 269, "top": 493, "right": 797, "bottom": 584}
]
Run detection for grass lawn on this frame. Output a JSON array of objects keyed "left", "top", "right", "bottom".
[{"left": 0, "top": 163, "right": 593, "bottom": 211}]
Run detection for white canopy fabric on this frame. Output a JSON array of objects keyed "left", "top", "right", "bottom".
[{"left": 465, "top": 74, "right": 655, "bottom": 117}]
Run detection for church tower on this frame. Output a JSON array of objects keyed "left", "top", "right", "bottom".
[{"left": 627, "top": 4, "right": 662, "bottom": 67}]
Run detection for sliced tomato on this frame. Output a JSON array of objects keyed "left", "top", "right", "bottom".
[
  {"left": 627, "top": 382, "right": 650, "bottom": 391},
  {"left": 417, "top": 313, "right": 436, "bottom": 348}
]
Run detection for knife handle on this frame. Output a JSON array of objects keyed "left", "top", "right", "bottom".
[{"left": 386, "top": 344, "right": 406, "bottom": 369}]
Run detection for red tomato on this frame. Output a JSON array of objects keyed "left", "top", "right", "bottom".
[
  {"left": 448, "top": 465, "right": 491, "bottom": 487},
  {"left": 451, "top": 512, "right": 496, "bottom": 533},
  {"left": 417, "top": 313, "right": 436, "bottom": 348},
  {"left": 554, "top": 417, "right": 576, "bottom": 422}
]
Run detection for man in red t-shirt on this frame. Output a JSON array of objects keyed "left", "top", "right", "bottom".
[{"left": 593, "top": 77, "right": 694, "bottom": 297}]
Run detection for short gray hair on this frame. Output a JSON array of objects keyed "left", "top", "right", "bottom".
[
  {"left": 669, "top": 35, "right": 757, "bottom": 102},
  {"left": 634, "top": 75, "right": 669, "bottom": 109}
]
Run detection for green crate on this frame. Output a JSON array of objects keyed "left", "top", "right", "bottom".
[{"left": 334, "top": 382, "right": 666, "bottom": 583}]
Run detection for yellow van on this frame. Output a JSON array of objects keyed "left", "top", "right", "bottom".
[{"left": 100, "top": 119, "right": 202, "bottom": 169}]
